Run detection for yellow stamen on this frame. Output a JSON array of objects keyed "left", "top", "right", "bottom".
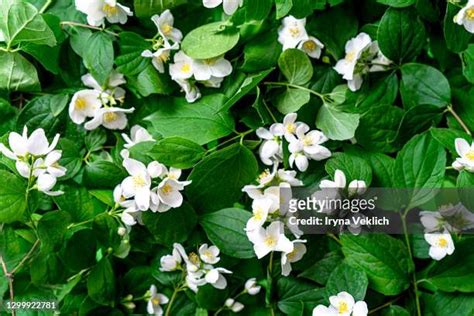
[
  {"left": 161, "top": 24, "right": 173, "bottom": 35},
  {"left": 286, "top": 123, "right": 296, "bottom": 134},
  {"left": 181, "top": 63, "right": 191, "bottom": 73},
  {"left": 152, "top": 297, "right": 160, "bottom": 305},
  {"left": 438, "top": 238, "right": 448, "bottom": 248},
  {"left": 254, "top": 208, "right": 264, "bottom": 221},
  {"left": 264, "top": 236, "right": 276, "bottom": 247},
  {"left": 103, "top": 4, "right": 118, "bottom": 16},
  {"left": 289, "top": 27, "right": 300, "bottom": 37},
  {"left": 302, "top": 135, "right": 313, "bottom": 146},
  {"left": 161, "top": 183, "right": 173, "bottom": 194},
  {"left": 75, "top": 97, "right": 87, "bottom": 110},
  {"left": 465, "top": 150, "right": 474, "bottom": 161},
  {"left": 132, "top": 175, "right": 145, "bottom": 187},
  {"left": 303, "top": 41, "right": 316, "bottom": 51},
  {"left": 338, "top": 301, "right": 349, "bottom": 313},
  {"left": 258, "top": 169, "right": 270, "bottom": 182},
  {"left": 345, "top": 51, "right": 356, "bottom": 62},
  {"left": 466, "top": 8, "right": 474, "bottom": 20},
  {"left": 204, "top": 58, "right": 217, "bottom": 66},
  {"left": 189, "top": 252, "right": 200, "bottom": 265},
  {"left": 103, "top": 112, "right": 118, "bottom": 123}
]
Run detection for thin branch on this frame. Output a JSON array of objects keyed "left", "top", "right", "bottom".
[
  {"left": 60, "top": 21, "right": 119, "bottom": 37},
  {"left": 447, "top": 104, "right": 472, "bottom": 136},
  {"left": 0, "top": 256, "right": 16, "bottom": 316},
  {"left": 11, "top": 240, "right": 40, "bottom": 274},
  {"left": 39, "top": 0, "right": 53, "bottom": 13}
]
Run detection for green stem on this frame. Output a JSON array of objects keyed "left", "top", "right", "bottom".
[
  {"left": 400, "top": 211, "right": 422, "bottom": 316},
  {"left": 264, "top": 81, "right": 326, "bottom": 102},
  {"left": 39, "top": 0, "right": 52, "bottom": 13},
  {"left": 60, "top": 21, "right": 119, "bottom": 37},
  {"left": 447, "top": 104, "right": 472, "bottom": 136},
  {"left": 206, "top": 129, "right": 255, "bottom": 154},
  {"left": 262, "top": 99, "right": 278, "bottom": 123},
  {"left": 11, "top": 240, "right": 40, "bottom": 274},
  {"left": 164, "top": 287, "right": 181, "bottom": 316},
  {"left": 327, "top": 233, "right": 342, "bottom": 246},
  {"left": 368, "top": 296, "right": 400, "bottom": 314}
]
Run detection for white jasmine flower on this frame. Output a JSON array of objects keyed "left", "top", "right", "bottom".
[
  {"left": 160, "top": 248, "right": 182, "bottom": 271},
  {"left": 277, "top": 169, "right": 303, "bottom": 187},
  {"left": 174, "top": 79, "right": 201, "bottom": 103},
  {"left": 192, "top": 56, "right": 233, "bottom": 81},
  {"left": 225, "top": 298, "right": 245, "bottom": 312},
  {"left": 32, "top": 150, "right": 67, "bottom": 178},
  {"left": 455, "top": 0, "right": 474, "bottom": 33},
  {"left": 246, "top": 198, "right": 273, "bottom": 231},
  {"left": 147, "top": 285, "right": 169, "bottom": 316},
  {"left": 297, "top": 36, "right": 324, "bottom": 59},
  {"left": 203, "top": 0, "right": 243, "bottom": 15},
  {"left": 0, "top": 127, "right": 60, "bottom": 160},
  {"left": 122, "top": 125, "right": 155, "bottom": 148},
  {"left": 247, "top": 221, "right": 294, "bottom": 259},
  {"left": 313, "top": 292, "right": 368, "bottom": 316},
  {"left": 120, "top": 206, "right": 142, "bottom": 226},
  {"left": 81, "top": 71, "right": 127, "bottom": 105},
  {"left": 348, "top": 180, "right": 367, "bottom": 196},
  {"left": 424, "top": 231, "right": 455, "bottom": 261},
  {"left": 199, "top": 244, "right": 220, "bottom": 264},
  {"left": 243, "top": 186, "right": 281, "bottom": 214},
  {"left": 244, "top": 278, "right": 261, "bottom": 295},
  {"left": 452, "top": 138, "right": 474, "bottom": 172},
  {"left": 141, "top": 41, "right": 179, "bottom": 73},
  {"left": 334, "top": 33, "right": 378, "bottom": 91},
  {"left": 205, "top": 267, "right": 232, "bottom": 289},
  {"left": 271, "top": 113, "right": 305, "bottom": 142},
  {"left": 151, "top": 10, "right": 183, "bottom": 43},
  {"left": 84, "top": 107, "right": 135, "bottom": 130},
  {"left": 75, "top": 0, "right": 133, "bottom": 27},
  {"left": 256, "top": 126, "right": 283, "bottom": 166},
  {"left": 69, "top": 90, "right": 101, "bottom": 124},
  {"left": 120, "top": 158, "right": 153, "bottom": 210},
  {"left": 278, "top": 16, "right": 308, "bottom": 50},
  {"left": 281, "top": 240, "right": 306, "bottom": 276},
  {"left": 320, "top": 170, "right": 366, "bottom": 197},
  {"left": 170, "top": 51, "right": 195, "bottom": 80},
  {"left": 37, "top": 173, "right": 63, "bottom": 196},
  {"left": 288, "top": 125, "right": 331, "bottom": 172},
  {"left": 420, "top": 211, "right": 445, "bottom": 233},
  {"left": 156, "top": 178, "right": 187, "bottom": 208}
]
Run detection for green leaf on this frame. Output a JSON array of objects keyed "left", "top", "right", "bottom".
[
  {"left": 376, "top": 0, "right": 415, "bottom": 7},
  {"left": 145, "top": 94, "right": 235, "bottom": 145},
  {"left": 242, "top": 32, "right": 281, "bottom": 72},
  {"left": 37, "top": 211, "right": 71, "bottom": 252},
  {"left": 83, "top": 32, "right": 114, "bottom": 86},
  {"left": 133, "top": 0, "right": 187, "bottom": 19},
  {"left": 275, "top": 88, "right": 310, "bottom": 114},
  {"left": 325, "top": 152, "right": 373, "bottom": 185},
  {"left": 53, "top": 185, "right": 106, "bottom": 222},
  {"left": 85, "top": 129, "right": 107, "bottom": 153},
  {"left": 0, "top": 51, "right": 40, "bottom": 92},
  {"left": 0, "top": 170, "right": 27, "bottom": 223},
  {"left": 17, "top": 94, "right": 68, "bottom": 137},
  {"left": 444, "top": 3, "right": 472, "bottom": 53},
  {"left": 84, "top": 160, "right": 126, "bottom": 189},
  {"left": 393, "top": 133, "right": 446, "bottom": 209},
  {"left": 430, "top": 128, "right": 471, "bottom": 155},
  {"left": 87, "top": 257, "right": 116, "bottom": 306},
  {"left": 142, "top": 202, "right": 197, "bottom": 246},
  {"left": 278, "top": 49, "right": 313, "bottom": 85},
  {"left": 461, "top": 44, "right": 474, "bottom": 84},
  {"left": 187, "top": 144, "right": 258, "bottom": 212},
  {"left": 115, "top": 32, "right": 150, "bottom": 76},
  {"left": 146, "top": 137, "right": 205, "bottom": 169},
  {"left": 275, "top": 0, "right": 293, "bottom": 19},
  {"left": 400, "top": 63, "right": 451, "bottom": 109},
  {"left": 356, "top": 104, "right": 404, "bottom": 153},
  {"left": 426, "top": 240, "right": 474, "bottom": 293},
  {"left": 424, "top": 292, "right": 474, "bottom": 316},
  {"left": 340, "top": 234, "right": 413, "bottom": 295},
  {"left": 457, "top": 171, "right": 474, "bottom": 212},
  {"left": 64, "top": 229, "right": 97, "bottom": 272},
  {"left": 326, "top": 262, "right": 368, "bottom": 301},
  {"left": 131, "top": 64, "right": 175, "bottom": 96},
  {"left": 277, "top": 277, "right": 325, "bottom": 315},
  {"left": 182, "top": 22, "right": 240, "bottom": 59},
  {"left": 316, "top": 104, "right": 360, "bottom": 141},
  {"left": 378, "top": 8, "right": 425, "bottom": 62},
  {"left": 299, "top": 251, "right": 344, "bottom": 285},
  {"left": 30, "top": 252, "right": 65, "bottom": 285},
  {"left": 383, "top": 305, "right": 410, "bottom": 316},
  {"left": 0, "top": 1, "right": 56, "bottom": 47},
  {"left": 200, "top": 208, "right": 254, "bottom": 259}
]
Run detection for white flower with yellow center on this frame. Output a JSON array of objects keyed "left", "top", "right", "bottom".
[
  {"left": 120, "top": 157, "right": 155, "bottom": 211},
  {"left": 455, "top": 0, "right": 474, "bottom": 33},
  {"left": 147, "top": 285, "right": 169, "bottom": 316},
  {"left": 424, "top": 231, "right": 455, "bottom": 261},
  {"left": 203, "top": 0, "right": 243, "bottom": 15},
  {"left": 278, "top": 16, "right": 308, "bottom": 50},
  {"left": 151, "top": 10, "right": 183, "bottom": 43},
  {"left": 84, "top": 107, "right": 135, "bottom": 130},
  {"left": 246, "top": 198, "right": 273, "bottom": 231},
  {"left": 281, "top": 240, "right": 306, "bottom": 276},
  {"left": 169, "top": 51, "right": 195, "bottom": 80},
  {"left": 271, "top": 113, "right": 305, "bottom": 142},
  {"left": 75, "top": 0, "right": 133, "bottom": 27},
  {"left": 141, "top": 40, "right": 179, "bottom": 73},
  {"left": 452, "top": 138, "right": 474, "bottom": 172},
  {"left": 122, "top": 125, "right": 155, "bottom": 149},
  {"left": 297, "top": 36, "right": 324, "bottom": 59},
  {"left": 247, "top": 221, "right": 294, "bottom": 259},
  {"left": 69, "top": 90, "right": 102, "bottom": 124},
  {"left": 32, "top": 150, "right": 67, "bottom": 178},
  {"left": 156, "top": 178, "right": 187, "bottom": 209},
  {"left": 81, "top": 71, "right": 127, "bottom": 105},
  {"left": 199, "top": 243, "right": 221, "bottom": 264},
  {"left": 288, "top": 125, "right": 331, "bottom": 172},
  {"left": 192, "top": 56, "right": 233, "bottom": 81},
  {"left": 334, "top": 33, "right": 374, "bottom": 91},
  {"left": 313, "top": 292, "right": 368, "bottom": 316}
]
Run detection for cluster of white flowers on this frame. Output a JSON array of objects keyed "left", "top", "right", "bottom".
[
  {"left": 319, "top": 169, "right": 366, "bottom": 198},
  {"left": 160, "top": 243, "right": 232, "bottom": 292},
  {"left": 334, "top": 32, "right": 391, "bottom": 91},
  {"left": 455, "top": 0, "right": 474, "bottom": 33},
  {"left": 420, "top": 203, "right": 470, "bottom": 261},
  {"left": 69, "top": 71, "right": 135, "bottom": 130},
  {"left": 313, "top": 292, "right": 368, "bottom": 316},
  {"left": 203, "top": 0, "right": 243, "bottom": 15},
  {"left": 278, "top": 16, "right": 325, "bottom": 59},
  {"left": 452, "top": 138, "right": 474, "bottom": 172},
  {"left": 0, "top": 127, "right": 66, "bottom": 196},
  {"left": 114, "top": 149, "right": 191, "bottom": 226},
  {"left": 75, "top": 0, "right": 133, "bottom": 26},
  {"left": 257, "top": 113, "right": 331, "bottom": 172},
  {"left": 140, "top": 10, "right": 233, "bottom": 103}
]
